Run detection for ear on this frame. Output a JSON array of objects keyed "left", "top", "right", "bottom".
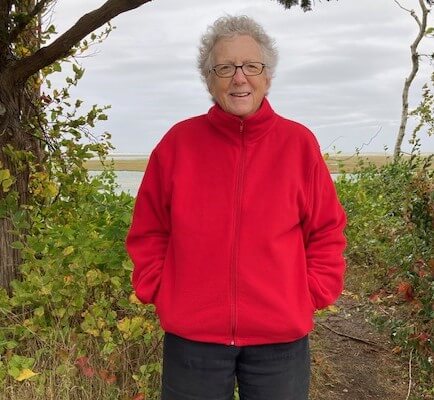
[
  {"left": 264, "top": 75, "right": 271, "bottom": 96},
  {"left": 265, "top": 75, "right": 271, "bottom": 91},
  {"left": 207, "top": 75, "right": 215, "bottom": 97}
]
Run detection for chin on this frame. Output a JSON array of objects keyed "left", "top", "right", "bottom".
[{"left": 230, "top": 106, "right": 254, "bottom": 117}]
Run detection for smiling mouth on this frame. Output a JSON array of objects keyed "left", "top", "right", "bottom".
[{"left": 231, "top": 92, "right": 250, "bottom": 97}]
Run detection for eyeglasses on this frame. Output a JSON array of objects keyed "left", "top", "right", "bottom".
[{"left": 210, "top": 62, "right": 267, "bottom": 78}]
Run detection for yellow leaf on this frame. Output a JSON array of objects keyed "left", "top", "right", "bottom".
[
  {"left": 129, "top": 292, "right": 142, "bottom": 305},
  {"left": 0, "top": 169, "right": 14, "bottom": 192},
  {"left": 144, "top": 321, "right": 155, "bottom": 334},
  {"left": 117, "top": 317, "right": 130, "bottom": 334},
  {"left": 0, "top": 168, "right": 11, "bottom": 181},
  {"left": 45, "top": 182, "right": 58, "bottom": 197},
  {"left": 2, "top": 178, "right": 14, "bottom": 192},
  {"left": 314, "top": 304, "right": 340, "bottom": 318},
  {"left": 96, "top": 317, "right": 106, "bottom": 329},
  {"left": 86, "top": 269, "right": 101, "bottom": 286},
  {"left": 34, "top": 307, "right": 44, "bottom": 317},
  {"left": 16, "top": 368, "right": 38, "bottom": 381},
  {"left": 17, "top": 46, "right": 31, "bottom": 57},
  {"left": 31, "top": 171, "right": 48, "bottom": 181},
  {"left": 63, "top": 246, "right": 74, "bottom": 256},
  {"left": 85, "top": 328, "right": 100, "bottom": 337},
  {"left": 40, "top": 285, "right": 52, "bottom": 296},
  {"left": 326, "top": 305, "right": 340, "bottom": 313}
]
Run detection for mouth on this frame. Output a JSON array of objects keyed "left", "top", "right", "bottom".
[{"left": 230, "top": 92, "right": 251, "bottom": 98}]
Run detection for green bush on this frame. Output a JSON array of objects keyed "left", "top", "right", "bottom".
[
  {"left": 336, "top": 153, "right": 433, "bottom": 396},
  {"left": 0, "top": 170, "right": 163, "bottom": 400}
]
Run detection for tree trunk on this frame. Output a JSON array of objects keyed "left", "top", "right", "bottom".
[
  {"left": 0, "top": 219, "right": 22, "bottom": 294},
  {"left": 393, "top": 0, "right": 429, "bottom": 160},
  {"left": 0, "top": 63, "right": 46, "bottom": 292},
  {"left": 0, "top": 0, "right": 44, "bottom": 294},
  {"left": 0, "top": 83, "right": 32, "bottom": 293}
]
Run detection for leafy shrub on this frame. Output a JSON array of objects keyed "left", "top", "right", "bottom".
[
  {"left": 336, "top": 153, "right": 433, "bottom": 396},
  {"left": 0, "top": 170, "right": 163, "bottom": 400}
]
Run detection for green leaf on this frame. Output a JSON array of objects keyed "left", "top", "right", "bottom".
[
  {"left": 110, "top": 276, "right": 122, "bottom": 289},
  {"left": 53, "top": 62, "right": 62, "bottom": 72},
  {"left": 10, "top": 241, "right": 24, "bottom": 250}
]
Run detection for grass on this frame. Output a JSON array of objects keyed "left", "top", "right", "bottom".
[
  {"left": 85, "top": 159, "right": 149, "bottom": 172},
  {"left": 84, "top": 154, "right": 423, "bottom": 174}
]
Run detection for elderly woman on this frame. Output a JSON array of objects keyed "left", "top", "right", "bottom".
[{"left": 126, "top": 15, "right": 346, "bottom": 400}]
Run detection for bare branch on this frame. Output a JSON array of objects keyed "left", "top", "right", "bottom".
[
  {"left": 393, "top": 0, "right": 412, "bottom": 13},
  {"left": 322, "top": 136, "right": 345, "bottom": 152},
  {"left": 411, "top": 10, "right": 423, "bottom": 30},
  {"left": 8, "top": 0, "right": 52, "bottom": 44},
  {"left": 394, "top": 0, "right": 425, "bottom": 28},
  {"left": 7, "top": 0, "right": 152, "bottom": 83},
  {"left": 405, "top": 349, "right": 414, "bottom": 400},
  {"left": 318, "top": 322, "right": 383, "bottom": 349}
]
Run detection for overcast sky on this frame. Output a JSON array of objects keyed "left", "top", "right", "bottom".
[{"left": 48, "top": 0, "right": 433, "bottom": 155}]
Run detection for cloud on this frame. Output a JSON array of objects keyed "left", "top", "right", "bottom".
[{"left": 47, "top": 0, "right": 433, "bottom": 155}]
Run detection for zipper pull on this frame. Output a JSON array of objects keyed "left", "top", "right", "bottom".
[{"left": 239, "top": 121, "right": 244, "bottom": 134}]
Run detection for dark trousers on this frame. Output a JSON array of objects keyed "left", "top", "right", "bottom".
[{"left": 161, "top": 332, "right": 310, "bottom": 400}]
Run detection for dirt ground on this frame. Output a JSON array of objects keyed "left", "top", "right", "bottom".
[{"left": 310, "top": 292, "right": 409, "bottom": 400}]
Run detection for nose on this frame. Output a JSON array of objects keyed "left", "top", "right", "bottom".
[{"left": 232, "top": 66, "right": 247, "bottom": 85}]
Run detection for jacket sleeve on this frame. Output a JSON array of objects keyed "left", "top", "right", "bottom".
[
  {"left": 302, "top": 153, "right": 347, "bottom": 310},
  {"left": 125, "top": 149, "right": 171, "bottom": 305}
]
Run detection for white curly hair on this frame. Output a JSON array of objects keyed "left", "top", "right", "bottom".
[{"left": 197, "top": 15, "right": 278, "bottom": 87}]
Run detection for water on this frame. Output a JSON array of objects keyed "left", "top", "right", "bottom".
[
  {"left": 89, "top": 170, "right": 143, "bottom": 197},
  {"left": 89, "top": 171, "right": 341, "bottom": 198}
]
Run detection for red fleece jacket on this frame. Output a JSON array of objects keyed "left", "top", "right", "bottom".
[{"left": 125, "top": 98, "right": 347, "bottom": 346}]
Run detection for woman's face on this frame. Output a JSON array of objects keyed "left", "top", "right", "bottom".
[{"left": 208, "top": 35, "right": 270, "bottom": 119}]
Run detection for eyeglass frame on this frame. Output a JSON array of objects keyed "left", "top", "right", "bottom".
[{"left": 209, "top": 62, "right": 268, "bottom": 78}]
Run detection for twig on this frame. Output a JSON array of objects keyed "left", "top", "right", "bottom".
[
  {"left": 345, "top": 302, "right": 369, "bottom": 312},
  {"left": 393, "top": 0, "right": 412, "bottom": 13},
  {"left": 326, "top": 126, "right": 383, "bottom": 162},
  {"left": 318, "top": 322, "right": 382, "bottom": 349},
  {"left": 378, "top": 306, "right": 396, "bottom": 319},
  {"left": 144, "top": 333, "right": 164, "bottom": 359},
  {"left": 354, "top": 126, "right": 382, "bottom": 153},
  {"left": 322, "top": 136, "right": 344, "bottom": 152},
  {"left": 405, "top": 348, "right": 414, "bottom": 400}
]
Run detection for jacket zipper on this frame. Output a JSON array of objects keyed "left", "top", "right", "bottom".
[{"left": 230, "top": 120, "right": 245, "bottom": 345}]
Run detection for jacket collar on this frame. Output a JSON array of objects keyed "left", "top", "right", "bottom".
[{"left": 207, "top": 97, "right": 278, "bottom": 145}]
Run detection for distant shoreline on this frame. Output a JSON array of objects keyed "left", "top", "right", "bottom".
[{"left": 84, "top": 154, "right": 431, "bottom": 174}]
